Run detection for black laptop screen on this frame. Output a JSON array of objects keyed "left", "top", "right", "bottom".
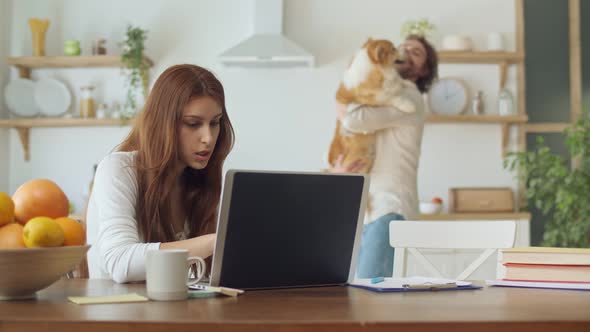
[{"left": 217, "top": 171, "right": 365, "bottom": 289}]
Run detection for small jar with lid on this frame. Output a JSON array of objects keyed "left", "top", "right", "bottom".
[
  {"left": 96, "top": 103, "right": 109, "bottom": 119},
  {"left": 80, "top": 86, "right": 96, "bottom": 118},
  {"left": 471, "top": 91, "right": 484, "bottom": 115},
  {"left": 92, "top": 38, "right": 107, "bottom": 55}
]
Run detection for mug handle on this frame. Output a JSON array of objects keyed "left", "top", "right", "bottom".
[{"left": 186, "top": 256, "right": 206, "bottom": 286}]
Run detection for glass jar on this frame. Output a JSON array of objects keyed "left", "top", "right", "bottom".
[
  {"left": 96, "top": 103, "right": 108, "bottom": 119},
  {"left": 471, "top": 90, "right": 484, "bottom": 115},
  {"left": 92, "top": 38, "right": 107, "bottom": 55},
  {"left": 498, "top": 88, "right": 515, "bottom": 116},
  {"left": 64, "top": 40, "right": 81, "bottom": 56},
  {"left": 80, "top": 86, "right": 96, "bottom": 118},
  {"left": 110, "top": 101, "right": 122, "bottom": 119}
]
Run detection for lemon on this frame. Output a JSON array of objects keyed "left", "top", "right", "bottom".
[
  {"left": 0, "top": 192, "right": 15, "bottom": 226},
  {"left": 22, "top": 217, "right": 65, "bottom": 248}
]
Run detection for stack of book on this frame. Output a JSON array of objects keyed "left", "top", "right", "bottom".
[{"left": 487, "top": 247, "right": 590, "bottom": 290}]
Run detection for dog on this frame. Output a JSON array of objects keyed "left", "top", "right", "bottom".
[{"left": 329, "top": 38, "right": 415, "bottom": 174}]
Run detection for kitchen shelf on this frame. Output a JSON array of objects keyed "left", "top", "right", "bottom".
[
  {"left": 419, "top": 212, "right": 531, "bottom": 221},
  {"left": 426, "top": 114, "right": 528, "bottom": 156},
  {"left": 524, "top": 122, "right": 570, "bottom": 133},
  {"left": 0, "top": 117, "right": 133, "bottom": 128},
  {"left": 437, "top": 51, "right": 524, "bottom": 64},
  {"left": 4, "top": 54, "right": 153, "bottom": 161},
  {"left": 426, "top": 114, "right": 528, "bottom": 124},
  {"left": 0, "top": 117, "right": 134, "bottom": 161},
  {"left": 432, "top": 50, "right": 527, "bottom": 158},
  {"left": 6, "top": 55, "right": 153, "bottom": 78}
]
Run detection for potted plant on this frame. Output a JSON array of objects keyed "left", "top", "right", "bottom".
[
  {"left": 120, "top": 25, "right": 149, "bottom": 119},
  {"left": 400, "top": 18, "right": 436, "bottom": 39},
  {"left": 504, "top": 111, "right": 590, "bottom": 248}
]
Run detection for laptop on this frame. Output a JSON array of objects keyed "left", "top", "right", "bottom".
[{"left": 210, "top": 170, "right": 369, "bottom": 290}]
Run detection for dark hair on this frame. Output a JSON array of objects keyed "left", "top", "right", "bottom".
[
  {"left": 406, "top": 35, "right": 438, "bottom": 93},
  {"left": 118, "top": 64, "right": 235, "bottom": 242}
]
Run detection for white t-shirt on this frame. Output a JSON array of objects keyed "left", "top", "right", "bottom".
[
  {"left": 341, "top": 81, "right": 425, "bottom": 222},
  {"left": 86, "top": 151, "right": 188, "bottom": 283}
]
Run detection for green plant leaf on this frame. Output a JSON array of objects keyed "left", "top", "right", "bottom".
[
  {"left": 120, "top": 25, "right": 149, "bottom": 117},
  {"left": 504, "top": 109, "right": 590, "bottom": 248}
]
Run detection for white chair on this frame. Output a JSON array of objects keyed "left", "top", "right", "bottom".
[{"left": 389, "top": 220, "right": 516, "bottom": 280}]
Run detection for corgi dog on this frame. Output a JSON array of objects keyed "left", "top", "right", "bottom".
[{"left": 329, "top": 38, "right": 415, "bottom": 174}]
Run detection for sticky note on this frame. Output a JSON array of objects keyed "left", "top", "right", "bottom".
[{"left": 68, "top": 293, "right": 149, "bottom": 304}]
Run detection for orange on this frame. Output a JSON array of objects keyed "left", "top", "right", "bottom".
[
  {"left": 0, "top": 223, "right": 26, "bottom": 248},
  {"left": 22, "top": 217, "right": 65, "bottom": 248},
  {"left": 12, "top": 179, "right": 69, "bottom": 225},
  {"left": 0, "top": 192, "right": 15, "bottom": 226},
  {"left": 55, "top": 217, "right": 86, "bottom": 246}
]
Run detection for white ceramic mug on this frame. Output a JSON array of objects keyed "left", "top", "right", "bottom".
[{"left": 146, "top": 249, "right": 206, "bottom": 301}]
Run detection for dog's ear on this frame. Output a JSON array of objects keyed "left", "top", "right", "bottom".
[
  {"left": 363, "top": 37, "right": 374, "bottom": 48},
  {"left": 369, "top": 41, "right": 392, "bottom": 64},
  {"left": 373, "top": 40, "right": 397, "bottom": 65},
  {"left": 375, "top": 42, "right": 392, "bottom": 64}
]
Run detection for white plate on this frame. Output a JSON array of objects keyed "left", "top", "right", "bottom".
[
  {"left": 4, "top": 78, "right": 40, "bottom": 117},
  {"left": 34, "top": 78, "right": 71, "bottom": 117}
]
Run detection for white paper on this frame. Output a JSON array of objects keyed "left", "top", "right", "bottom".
[
  {"left": 351, "top": 276, "right": 472, "bottom": 289},
  {"left": 486, "top": 279, "right": 590, "bottom": 290}
]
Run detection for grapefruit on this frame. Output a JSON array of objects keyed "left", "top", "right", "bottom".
[{"left": 12, "top": 179, "right": 69, "bottom": 225}]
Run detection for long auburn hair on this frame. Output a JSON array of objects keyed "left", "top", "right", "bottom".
[{"left": 118, "top": 64, "right": 234, "bottom": 242}]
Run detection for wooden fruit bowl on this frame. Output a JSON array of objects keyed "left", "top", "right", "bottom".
[{"left": 0, "top": 245, "right": 89, "bottom": 300}]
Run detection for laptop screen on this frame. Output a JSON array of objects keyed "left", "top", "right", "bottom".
[{"left": 210, "top": 170, "right": 368, "bottom": 289}]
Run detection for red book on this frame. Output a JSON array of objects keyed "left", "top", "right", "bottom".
[
  {"left": 503, "top": 263, "right": 590, "bottom": 283},
  {"left": 501, "top": 247, "right": 590, "bottom": 265}
]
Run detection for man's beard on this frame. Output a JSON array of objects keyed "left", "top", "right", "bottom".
[{"left": 395, "top": 63, "right": 416, "bottom": 81}]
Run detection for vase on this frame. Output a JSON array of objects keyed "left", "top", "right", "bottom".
[
  {"left": 64, "top": 40, "right": 81, "bottom": 56},
  {"left": 29, "top": 18, "right": 50, "bottom": 56},
  {"left": 487, "top": 32, "right": 504, "bottom": 51}
]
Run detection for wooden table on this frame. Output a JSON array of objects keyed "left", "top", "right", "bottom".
[{"left": 0, "top": 279, "right": 589, "bottom": 332}]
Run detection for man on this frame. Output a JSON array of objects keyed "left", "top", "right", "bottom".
[{"left": 331, "top": 35, "right": 438, "bottom": 278}]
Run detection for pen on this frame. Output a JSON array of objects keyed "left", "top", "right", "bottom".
[
  {"left": 402, "top": 282, "right": 457, "bottom": 290},
  {"left": 189, "top": 284, "right": 245, "bottom": 297},
  {"left": 370, "top": 277, "right": 385, "bottom": 284}
]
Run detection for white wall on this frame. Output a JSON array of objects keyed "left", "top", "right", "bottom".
[
  {"left": 6, "top": 0, "right": 518, "bottom": 213},
  {"left": 0, "top": 0, "right": 12, "bottom": 192}
]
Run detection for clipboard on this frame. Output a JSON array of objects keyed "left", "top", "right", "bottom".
[{"left": 349, "top": 276, "right": 483, "bottom": 293}]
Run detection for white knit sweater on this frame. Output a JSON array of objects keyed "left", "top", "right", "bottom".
[
  {"left": 341, "top": 82, "right": 425, "bottom": 222},
  {"left": 86, "top": 151, "right": 168, "bottom": 283}
]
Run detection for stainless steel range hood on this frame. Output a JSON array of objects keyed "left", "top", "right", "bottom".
[{"left": 219, "top": 0, "right": 315, "bottom": 68}]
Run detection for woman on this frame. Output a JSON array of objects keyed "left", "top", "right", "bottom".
[{"left": 86, "top": 64, "right": 235, "bottom": 283}]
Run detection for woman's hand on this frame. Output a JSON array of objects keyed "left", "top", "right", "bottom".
[
  {"left": 160, "top": 233, "right": 217, "bottom": 258},
  {"left": 329, "top": 155, "right": 365, "bottom": 174}
]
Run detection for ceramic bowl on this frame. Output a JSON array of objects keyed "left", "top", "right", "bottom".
[
  {"left": 419, "top": 202, "right": 443, "bottom": 214},
  {"left": 0, "top": 245, "right": 89, "bottom": 300}
]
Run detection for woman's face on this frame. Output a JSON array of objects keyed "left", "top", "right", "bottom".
[{"left": 178, "top": 96, "right": 223, "bottom": 170}]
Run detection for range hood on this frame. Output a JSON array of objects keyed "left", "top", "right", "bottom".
[{"left": 219, "top": 0, "right": 315, "bottom": 67}]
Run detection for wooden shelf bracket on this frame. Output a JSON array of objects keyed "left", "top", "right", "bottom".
[
  {"left": 16, "top": 127, "right": 30, "bottom": 161},
  {"left": 499, "top": 61, "right": 509, "bottom": 89},
  {"left": 501, "top": 124, "right": 510, "bottom": 157}
]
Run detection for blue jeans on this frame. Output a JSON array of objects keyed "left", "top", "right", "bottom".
[{"left": 356, "top": 212, "right": 405, "bottom": 278}]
